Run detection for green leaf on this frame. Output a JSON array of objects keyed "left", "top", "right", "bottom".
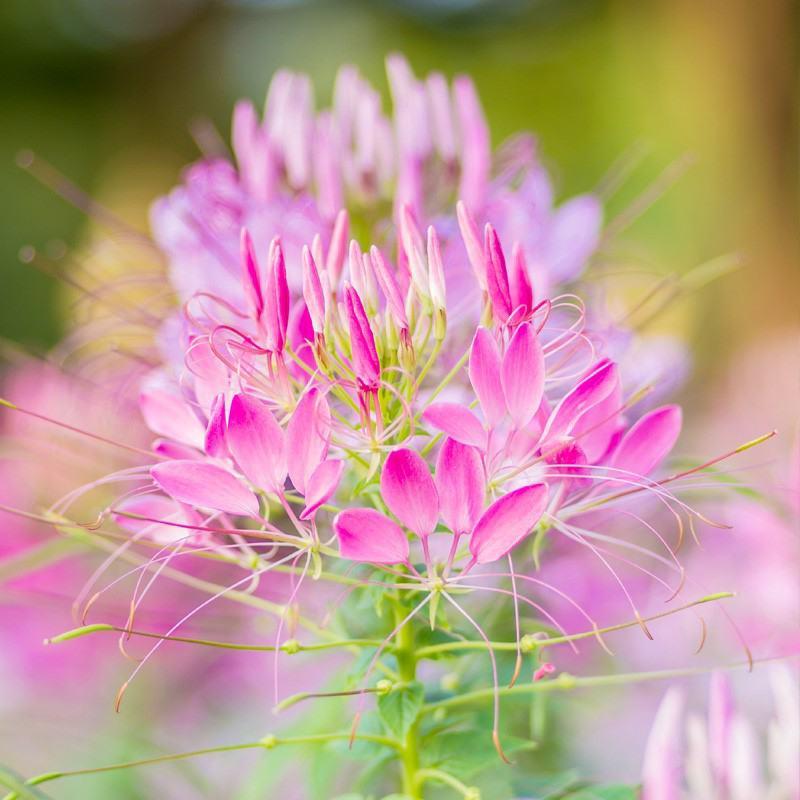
[
  {"left": 421, "top": 730, "right": 537, "bottom": 778},
  {"left": 562, "top": 786, "right": 639, "bottom": 800},
  {"left": 377, "top": 681, "right": 424, "bottom": 738}
]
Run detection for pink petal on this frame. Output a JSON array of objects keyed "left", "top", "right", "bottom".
[
  {"left": 544, "top": 359, "right": 618, "bottom": 441},
  {"left": 456, "top": 200, "right": 487, "bottom": 290},
  {"left": 325, "top": 208, "right": 349, "bottom": 289},
  {"left": 344, "top": 284, "right": 380, "bottom": 389},
  {"left": 501, "top": 322, "right": 545, "bottom": 428},
  {"left": 510, "top": 242, "right": 533, "bottom": 314},
  {"left": 151, "top": 460, "right": 259, "bottom": 517},
  {"left": 334, "top": 508, "right": 409, "bottom": 564},
  {"left": 226, "top": 393, "right": 286, "bottom": 493},
  {"left": 469, "top": 483, "right": 548, "bottom": 565},
  {"left": 139, "top": 388, "right": 205, "bottom": 450},
  {"left": 612, "top": 405, "right": 682, "bottom": 477},
  {"left": 422, "top": 403, "right": 486, "bottom": 449},
  {"left": 454, "top": 75, "right": 490, "bottom": 213},
  {"left": 435, "top": 438, "right": 485, "bottom": 535},
  {"left": 380, "top": 448, "right": 439, "bottom": 538},
  {"left": 286, "top": 388, "right": 331, "bottom": 495},
  {"left": 469, "top": 327, "right": 506, "bottom": 426},
  {"left": 300, "top": 459, "right": 344, "bottom": 520},
  {"left": 301, "top": 245, "right": 326, "bottom": 334},
  {"left": 569, "top": 371, "right": 623, "bottom": 464}
]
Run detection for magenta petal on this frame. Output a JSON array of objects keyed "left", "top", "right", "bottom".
[
  {"left": 469, "top": 483, "right": 548, "bottom": 565},
  {"left": 240, "top": 227, "right": 264, "bottom": 319},
  {"left": 612, "top": 405, "right": 683, "bottom": 477},
  {"left": 469, "top": 327, "right": 506, "bottom": 426},
  {"left": 334, "top": 508, "right": 409, "bottom": 564},
  {"left": 226, "top": 393, "right": 287, "bottom": 493},
  {"left": 435, "top": 438, "right": 485, "bottom": 535},
  {"left": 501, "top": 322, "right": 545, "bottom": 428},
  {"left": 300, "top": 459, "right": 344, "bottom": 520},
  {"left": 151, "top": 460, "right": 259, "bottom": 517},
  {"left": 140, "top": 388, "right": 205, "bottom": 450},
  {"left": 545, "top": 359, "right": 618, "bottom": 441},
  {"left": 380, "top": 448, "right": 439, "bottom": 538},
  {"left": 484, "top": 224, "right": 512, "bottom": 322},
  {"left": 286, "top": 388, "right": 331, "bottom": 495},
  {"left": 422, "top": 403, "right": 486, "bottom": 449}
]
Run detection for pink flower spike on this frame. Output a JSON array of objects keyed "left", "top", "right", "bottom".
[
  {"left": 301, "top": 245, "right": 326, "bottom": 334},
  {"left": 286, "top": 388, "right": 331, "bottom": 495},
  {"left": 642, "top": 688, "right": 685, "bottom": 800},
  {"left": 326, "top": 209, "right": 349, "bottom": 290},
  {"left": 469, "top": 483, "right": 548, "bottom": 565},
  {"left": 204, "top": 393, "right": 228, "bottom": 458},
  {"left": 380, "top": 448, "right": 439, "bottom": 538},
  {"left": 544, "top": 359, "right": 618, "bottom": 442},
  {"left": 344, "top": 284, "right": 380, "bottom": 390},
  {"left": 422, "top": 403, "right": 486, "bottom": 449},
  {"left": 501, "top": 322, "right": 545, "bottom": 429},
  {"left": 300, "top": 459, "right": 344, "bottom": 520},
  {"left": 469, "top": 327, "right": 506, "bottom": 427},
  {"left": 426, "top": 226, "right": 446, "bottom": 311},
  {"left": 510, "top": 242, "right": 533, "bottom": 315},
  {"left": 484, "top": 224, "right": 512, "bottom": 323},
  {"left": 370, "top": 246, "right": 408, "bottom": 329},
  {"left": 226, "top": 393, "right": 287, "bottom": 493},
  {"left": 264, "top": 237, "right": 290, "bottom": 353},
  {"left": 152, "top": 460, "right": 259, "bottom": 518},
  {"left": 612, "top": 405, "right": 683, "bottom": 477},
  {"left": 456, "top": 201, "right": 487, "bottom": 291},
  {"left": 435, "top": 438, "right": 485, "bottom": 536},
  {"left": 240, "top": 227, "right": 264, "bottom": 320},
  {"left": 139, "top": 387, "right": 205, "bottom": 450},
  {"left": 334, "top": 508, "right": 409, "bottom": 564}
]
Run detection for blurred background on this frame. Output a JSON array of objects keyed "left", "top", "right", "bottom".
[{"left": 0, "top": 1, "right": 797, "bottom": 797}]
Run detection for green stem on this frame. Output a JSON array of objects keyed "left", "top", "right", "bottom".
[
  {"left": 421, "top": 656, "right": 778, "bottom": 716},
  {"left": 416, "top": 768, "right": 478, "bottom": 798},
  {"left": 2, "top": 733, "right": 402, "bottom": 800},
  {"left": 394, "top": 600, "right": 422, "bottom": 800}
]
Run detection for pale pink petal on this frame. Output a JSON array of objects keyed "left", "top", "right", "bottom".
[
  {"left": 469, "top": 327, "right": 506, "bottom": 426},
  {"left": 469, "top": 483, "right": 548, "bottom": 565},
  {"left": 286, "top": 388, "right": 331, "bottom": 495},
  {"left": 435, "top": 438, "right": 485, "bottom": 535},
  {"left": 113, "top": 495, "right": 201, "bottom": 545},
  {"left": 300, "top": 459, "right": 344, "bottom": 520},
  {"left": 151, "top": 460, "right": 259, "bottom": 517},
  {"left": 226, "top": 393, "right": 286, "bottom": 493},
  {"left": 422, "top": 403, "right": 486, "bottom": 449},
  {"left": 501, "top": 322, "right": 545, "bottom": 428},
  {"left": 139, "top": 388, "right": 205, "bottom": 450},
  {"left": 334, "top": 508, "right": 409, "bottom": 564},
  {"left": 380, "top": 448, "right": 439, "bottom": 538},
  {"left": 545, "top": 195, "right": 602, "bottom": 283},
  {"left": 612, "top": 405, "right": 682, "bottom": 477},
  {"left": 240, "top": 227, "right": 264, "bottom": 319}
]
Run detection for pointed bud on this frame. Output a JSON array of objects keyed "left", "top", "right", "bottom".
[
  {"left": 370, "top": 246, "right": 408, "bottom": 330},
  {"left": 484, "top": 224, "right": 512, "bottom": 323},
  {"left": 399, "top": 204, "right": 430, "bottom": 301},
  {"left": 326, "top": 209, "right": 349, "bottom": 290},
  {"left": 456, "top": 201, "right": 487, "bottom": 291},
  {"left": 348, "top": 239, "right": 366, "bottom": 299},
  {"left": 265, "top": 237, "right": 290, "bottom": 353},
  {"left": 510, "top": 242, "right": 533, "bottom": 316},
  {"left": 240, "top": 228, "right": 264, "bottom": 320},
  {"left": 427, "top": 226, "right": 447, "bottom": 340},
  {"left": 344, "top": 284, "right": 380, "bottom": 391},
  {"left": 302, "top": 245, "right": 326, "bottom": 335}
]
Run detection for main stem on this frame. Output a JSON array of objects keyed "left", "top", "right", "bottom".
[{"left": 394, "top": 601, "right": 421, "bottom": 799}]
